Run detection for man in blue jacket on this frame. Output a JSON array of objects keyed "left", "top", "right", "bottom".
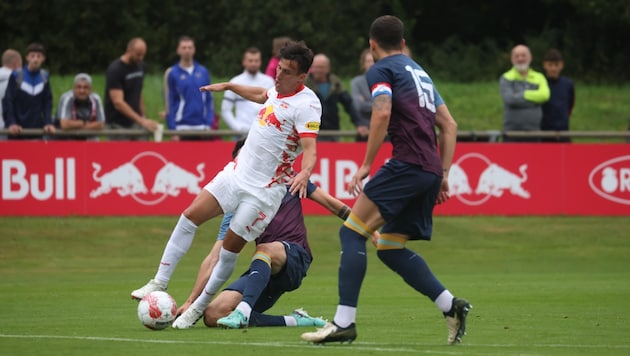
[
  {"left": 164, "top": 36, "right": 215, "bottom": 141},
  {"left": 2, "top": 43, "right": 55, "bottom": 140}
]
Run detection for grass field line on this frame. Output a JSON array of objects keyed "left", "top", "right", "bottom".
[{"left": 2, "top": 333, "right": 629, "bottom": 353}]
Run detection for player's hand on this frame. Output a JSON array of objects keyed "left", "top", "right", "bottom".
[
  {"left": 200, "top": 83, "right": 229, "bottom": 92},
  {"left": 288, "top": 171, "right": 309, "bottom": 198},
  {"left": 176, "top": 300, "right": 192, "bottom": 317},
  {"left": 371, "top": 230, "right": 380, "bottom": 248},
  {"left": 348, "top": 165, "right": 370, "bottom": 196},
  {"left": 435, "top": 178, "right": 451, "bottom": 205}
]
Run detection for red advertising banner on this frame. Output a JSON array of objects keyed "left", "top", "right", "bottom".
[{"left": 1, "top": 141, "right": 628, "bottom": 216}]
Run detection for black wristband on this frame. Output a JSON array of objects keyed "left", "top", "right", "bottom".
[{"left": 337, "top": 205, "right": 350, "bottom": 220}]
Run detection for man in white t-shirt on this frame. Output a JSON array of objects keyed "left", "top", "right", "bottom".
[
  {"left": 131, "top": 40, "right": 321, "bottom": 329},
  {"left": 221, "top": 47, "right": 274, "bottom": 137},
  {"left": 0, "top": 49, "right": 22, "bottom": 140}
]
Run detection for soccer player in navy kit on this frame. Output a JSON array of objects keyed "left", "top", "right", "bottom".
[{"left": 302, "top": 15, "right": 472, "bottom": 345}]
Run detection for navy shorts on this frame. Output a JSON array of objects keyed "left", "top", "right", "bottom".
[
  {"left": 224, "top": 241, "right": 312, "bottom": 313},
  {"left": 363, "top": 159, "right": 442, "bottom": 241}
]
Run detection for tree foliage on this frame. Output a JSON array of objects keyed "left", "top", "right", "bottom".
[{"left": 1, "top": 0, "right": 628, "bottom": 83}]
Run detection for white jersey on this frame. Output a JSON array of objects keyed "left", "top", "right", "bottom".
[
  {"left": 221, "top": 71, "right": 275, "bottom": 132},
  {"left": 234, "top": 84, "right": 321, "bottom": 188}
]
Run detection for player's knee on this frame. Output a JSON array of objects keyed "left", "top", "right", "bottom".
[{"left": 341, "top": 212, "right": 374, "bottom": 240}]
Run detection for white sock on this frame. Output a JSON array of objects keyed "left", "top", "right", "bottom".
[
  {"left": 194, "top": 247, "right": 239, "bottom": 308},
  {"left": 284, "top": 316, "right": 297, "bottom": 326},
  {"left": 435, "top": 290, "right": 455, "bottom": 313},
  {"left": 154, "top": 215, "right": 197, "bottom": 283},
  {"left": 235, "top": 301, "right": 252, "bottom": 319},
  {"left": 333, "top": 305, "right": 356, "bottom": 328}
]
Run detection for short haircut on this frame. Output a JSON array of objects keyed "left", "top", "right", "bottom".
[
  {"left": 178, "top": 35, "right": 194, "bottom": 44},
  {"left": 369, "top": 15, "right": 404, "bottom": 51},
  {"left": 74, "top": 73, "right": 92, "bottom": 85},
  {"left": 279, "top": 40, "right": 314, "bottom": 74},
  {"left": 244, "top": 47, "right": 261, "bottom": 56},
  {"left": 544, "top": 48, "right": 563, "bottom": 62},
  {"left": 26, "top": 43, "right": 45, "bottom": 56},
  {"left": 2, "top": 49, "right": 21, "bottom": 66}
]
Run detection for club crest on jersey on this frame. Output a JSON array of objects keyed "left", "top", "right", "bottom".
[
  {"left": 304, "top": 121, "right": 320, "bottom": 131},
  {"left": 258, "top": 106, "right": 283, "bottom": 131}
]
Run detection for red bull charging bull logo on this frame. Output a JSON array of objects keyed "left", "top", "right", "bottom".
[
  {"left": 588, "top": 155, "right": 630, "bottom": 205},
  {"left": 90, "top": 151, "right": 205, "bottom": 206},
  {"left": 448, "top": 153, "right": 530, "bottom": 206},
  {"left": 258, "top": 105, "right": 283, "bottom": 131}
]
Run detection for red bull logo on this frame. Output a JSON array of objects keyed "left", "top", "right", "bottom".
[
  {"left": 589, "top": 155, "right": 630, "bottom": 205},
  {"left": 258, "top": 106, "right": 283, "bottom": 131},
  {"left": 448, "top": 153, "right": 530, "bottom": 206},
  {"left": 90, "top": 151, "right": 205, "bottom": 206}
]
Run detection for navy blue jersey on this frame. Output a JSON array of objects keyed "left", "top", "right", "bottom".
[{"left": 366, "top": 54, "right": 444, "bottom": 176}]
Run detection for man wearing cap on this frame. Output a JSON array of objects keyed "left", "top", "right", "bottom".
[
  {"left": 2, "top": 42, "right": 55, "bottom": 139},
  {"left": 56, "top": 73, "right": 105, "bottom": 140}
]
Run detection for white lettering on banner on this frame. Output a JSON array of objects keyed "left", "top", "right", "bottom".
[
  {"left": 589, "top": 155, "right": 630, "bottom": 205},
  {"left": 2, "top": 158, "right": 76, "bottom": 201},
  {"left": 335, "top": 160, "right": 359, "bottom": 199},
  {"left": 310, "top": 158, "right": 329, "bottom": 193}
]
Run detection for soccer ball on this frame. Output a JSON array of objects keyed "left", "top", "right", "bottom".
[{"left": 137, "top": 291, "right": 177, "bottom": 330}]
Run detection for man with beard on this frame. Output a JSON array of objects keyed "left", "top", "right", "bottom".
[{"left": 104, "top": 37, "right": 159, "bottom": 140}]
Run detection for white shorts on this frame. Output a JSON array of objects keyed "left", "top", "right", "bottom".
[{"left": 204, "top": 162, "right": 286, "bottom": 242}]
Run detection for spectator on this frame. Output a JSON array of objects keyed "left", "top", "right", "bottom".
[
  {"left": 350, "top": 49, "right": 374, "bottom": 142},
  {"left": 221, "top": 47, "right": 274, "bottom": 138},
  {"left": 104, "top": 37, "right": 158, "bottom": 140},
  {"left": 0, "top": 49, "right": 22, "bottom": 140},
  {"left": 265, "top": 36, "right": 291, "bottom": 79},
  {"left": 55, "top": 73, "right": 105, "bottom": 140},
  {"left": 163, "top": 36, "right": 215, "bottom": 141},
  {"left": 541, "top": 48, "right": 575, "bottom": 143},
  {"left": 2, "top": 43, "right": 55, "bottom": 140},
  {"left": 305, "top": 53, "right": 363, "bottom": 142},
  {"left": 499, "top": 44, "right": 550, "bottom": 142}
]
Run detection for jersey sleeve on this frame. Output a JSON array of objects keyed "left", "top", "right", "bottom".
[
  {"left": 294, "top": 94, "right": 321, "bottom": 137},
  {"left": 305, "top": 180, "right": 317, "bottom": 198}
]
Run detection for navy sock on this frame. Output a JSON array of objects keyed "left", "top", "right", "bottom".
[
  {"left": 377, "top": 248, "right": 445, "bottom": 300},
  {"left": 241, "top": 259, "right": 271, "bottom": 308},
  {"left": 248, "top": 311, "right": 286, "bottom": 327},
  {"left": 338, "top": 225, "right": 367, "bottom": 307}
]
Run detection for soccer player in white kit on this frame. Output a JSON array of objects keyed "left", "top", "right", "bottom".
[{"left": 131, "top": 41, "right": 321, "bottom": 329}]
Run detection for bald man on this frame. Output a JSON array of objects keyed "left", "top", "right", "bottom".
[
  {"left": 105, "top": 37, "right": 158, "bottom": 139},
  {"left": 499, "top": 44, "right": 550, "bottom": 142},
  {"left": 0, "top": 49, "right": 23, "bottom": 139},
  {"left": 305, "top": 53, "right": 363, "bottom": 142}
]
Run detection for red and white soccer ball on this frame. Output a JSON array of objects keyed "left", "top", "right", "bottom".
[{"left": 137, "top": 291, "right": 177, "bottom": 330}]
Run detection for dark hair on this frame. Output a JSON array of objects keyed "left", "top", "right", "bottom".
[
  {"left": 369, "top": 15, "right": 404, "bottom": 51},
  {"left": 543, "top": 48, "right": 563, "bottom": 62},
  {"left": 178, "top": 35, "right": 194, "bottom": 44},
  {"left": 244, "top": 47, "right": 261, "bottom": 56},
  {"left": 232, "top": 137, "right": 246, "bottom": 159},
  {"left": 26, "top": 43, "right": 45, "bottom": 56},
  {"left": 279, "top": 40, "right": 314, "bottom": 74}
]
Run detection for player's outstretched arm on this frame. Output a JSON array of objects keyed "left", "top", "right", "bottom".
[
  {"left": 309, "top": 187, "right": 350, "bottom": 220},
  {"left": 200, "top": 82, "right": 267, "bottom": 104},
  {"left": 176, "top": 240, "right": 222, "bottom": 315}
]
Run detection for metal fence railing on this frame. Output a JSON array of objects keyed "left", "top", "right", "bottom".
[{"left": 1, "top": 128, "right": 629, "bottom": 142}]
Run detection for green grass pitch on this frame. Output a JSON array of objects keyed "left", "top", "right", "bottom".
[{"left": 1, "top": 215, "right": 629, "bottom": 355}]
